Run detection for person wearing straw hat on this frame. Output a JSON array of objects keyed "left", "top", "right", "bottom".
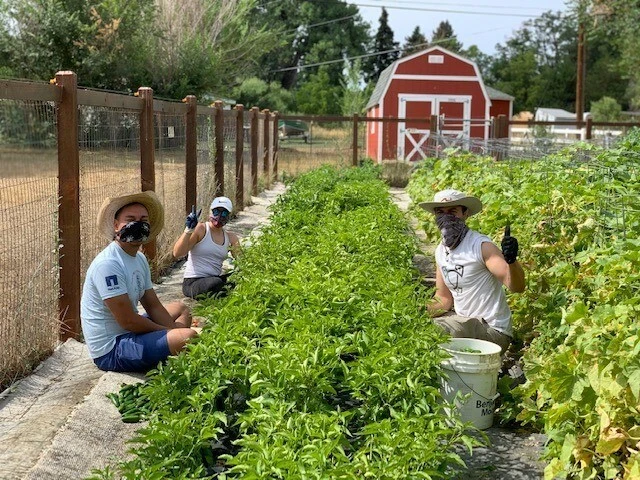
[
  {"left": 172, "top": 196, "right": 241, "bottom": 299},
  {"left": 81, "top": 191, "right": 197, "bottom": 372},
  {"left": 420, "top": 189, "right": 525, "bottom": 352}
]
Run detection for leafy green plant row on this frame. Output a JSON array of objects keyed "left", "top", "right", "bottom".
[
  {"left": 93, "top": 164, "right": 480, "bottom": 480},
  {"left": 407, "top": 131, "right": 640, "bottom": 480}
]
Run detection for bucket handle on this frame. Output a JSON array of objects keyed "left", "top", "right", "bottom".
[{"left": 449, "top": 367, "right": 500, "bottom": 402}]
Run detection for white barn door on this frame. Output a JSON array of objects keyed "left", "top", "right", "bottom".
[{"left": 398, "top": 94, "right": 471, "bottom": 161}]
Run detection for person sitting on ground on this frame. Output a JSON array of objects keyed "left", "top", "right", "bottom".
[
  {"left": 420, "top": 189, "right": 525, "bottom": 353},
  {"left": 81, "top": 191, "right": 198, "bottom": 372},
  {"left": 173, "top": 196, "right": 241, "bottom": 299}
]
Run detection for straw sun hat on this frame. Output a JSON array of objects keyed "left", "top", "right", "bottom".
[
  {"left": 419, "top": 189, "right": 483, "bottom": 216},
  {"left": 97, "top": 191, "right": 164, "bottom": 243}
]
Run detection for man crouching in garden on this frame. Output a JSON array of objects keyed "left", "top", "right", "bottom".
[
  {"left": 81, "top": 191, "right": 197, "bottom": 372},
  {"left": 422, "top": 189, "right": 525, "bottom": 353}
]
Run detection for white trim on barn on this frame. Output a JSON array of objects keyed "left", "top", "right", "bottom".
[{"left": 392, "top": 74, "right": 481, "bottom": 82}]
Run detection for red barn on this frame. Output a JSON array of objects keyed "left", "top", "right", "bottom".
[{"left": 365, "top": 46, "right": 514, "bottom": 162}]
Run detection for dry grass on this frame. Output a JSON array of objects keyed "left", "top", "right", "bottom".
[{"left": 0, "top": 140, "right": 352, "bottom": 390}]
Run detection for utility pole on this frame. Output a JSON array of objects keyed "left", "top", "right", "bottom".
[{"left": 576, "top": 20, "right": 586, "bottom": 124}]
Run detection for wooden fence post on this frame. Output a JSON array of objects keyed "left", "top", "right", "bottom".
[
  {"left": 250, "top": 106, "right": 259, "bottom": 195},
  {"left": 56, "top": 71, "right": 81, "bottom": 341},
  {"left": 352, "top": 113, "right": 359, "bottom": 166},
  {"left": 138, "top": 87, "right": 157, "bottom": 270},
  {"left": 262, "top": 108, "right": 271, "bottom": 188},
  {"left": 184, "top": 95, "right": 197, "bottom": 214},
  {"left": 214, "top": 101, "right": 225, "bottom": 197},
  {"left": 586, "top": 116, "right": 593, "bottom": 140},
  {"left": 430, "top": 114, "right": 439, "bottom": 158},
  {"left": 272, "top": 111, "right": 279, "bottom": 179},
  {"left": 235, "top": 104, "right": 244, "bottom": 209}
]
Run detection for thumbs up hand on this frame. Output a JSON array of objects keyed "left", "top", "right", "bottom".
[
  {"left": 185, "top": 205, "right": 201, "bottom": 233},
  {"left": 501, "top": 224, "right": 519, "bottom": 264}
]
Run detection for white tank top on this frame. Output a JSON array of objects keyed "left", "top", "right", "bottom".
[
  {"left": 435, "top": 229, "right": 512, "bottom": 336},
  {"left": 183, "top": 223, "right": 229, "bottom": 278}
]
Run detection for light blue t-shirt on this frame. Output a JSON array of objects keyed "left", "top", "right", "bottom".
[{"left": 80, "top": 242, "right": 153, "bottom": 358}]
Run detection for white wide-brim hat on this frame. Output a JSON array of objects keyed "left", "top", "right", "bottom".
[
  {"left": 419, "top": 189, "right": 483, "bottom": 216},
  {"left": 97, "top": 191, "right": 164, "bottom": 243},
  {"left": 210, "top": 196, "right": 233, "bottom": 212}
]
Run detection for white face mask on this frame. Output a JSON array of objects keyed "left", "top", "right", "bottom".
[{"left": 435, "top": 213, "right": 468, "bottom": 249}]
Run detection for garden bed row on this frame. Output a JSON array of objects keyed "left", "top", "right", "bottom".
[
  {"left": 407, "top": 130, "right": 640, "bottom": 479},
  {"left": 94, "top": 165, "right": 479, "bottom": 479}
]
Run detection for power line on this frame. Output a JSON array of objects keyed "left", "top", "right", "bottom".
[
  {"left": 285, "top": 14, "right": 358, "bottom": 34},
  {"left": 270, "top": 32, "right": 492, "bottom": 73},
  {"left": 346, "top": 2, "right": 537, "bottom": 18},
  {"left": 359, "top": 0, "right": 550, "bottom": 12}
]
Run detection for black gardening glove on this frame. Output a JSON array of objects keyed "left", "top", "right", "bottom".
[
  {"left": 501, "top": 225, "right": 519, "bottom": 264},
  {"left": 185, "top": 205, "right": 201, "bottom": 233}
]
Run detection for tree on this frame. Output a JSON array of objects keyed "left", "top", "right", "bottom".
[
  {"left": 250, "top": 0, "right": 369, "bottom": 92},
  {"left": 401, "top": 26, "right": 427, "bottom": 57},
  {"left": 363, "top": 8, "right": 399, "bottom": 84},
  {"left": 296, "top": 67, "right": 342, "bottom": 114},
  {"left": 488, "top": 11, "right": 579, "bottom": 112},
  {"left": 149, "top": 0, "right": 276, "bottom": 99},
  {"left": 590, "top": 96, "right": 622, "bottom": 121},
  {"left": 570, "top": 0, "right": 640, "bottom": 108},
  {"left": 0, "top": 0, "right": 156, "bottom": 91},
  {"left": 340, "top": 60, "right": 369, "bottom": 115},
  {"left": 232, "top": 77, "right": 295, "bottom": 113},
  {"left": 431, "top": 20, "right": 462, "bottom": 52}
]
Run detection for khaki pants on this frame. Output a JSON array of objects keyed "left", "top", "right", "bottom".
[{"left": 434, "top": 312, "right": 512, "bottom": 353}]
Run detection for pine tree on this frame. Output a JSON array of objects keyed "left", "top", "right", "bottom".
[
  {"left": 431, "top": 20, "right": 462, "bottom": 52},
  {"left": 402, "top": 26, "right": 427, "bottom": 57},
  {"left": 364, "top": 8, "right": 399, "bottom": 83}
]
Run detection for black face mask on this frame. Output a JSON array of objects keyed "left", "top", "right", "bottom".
[
  {"left": 116, "top": 221, "right": 150, "bottom": 243},
  {"left": 436, "top": 213, "right": 468, "bottom": 250}
]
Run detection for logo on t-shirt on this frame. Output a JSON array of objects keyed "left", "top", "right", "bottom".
[
  {"left": 105, "top": 275, "right": 119, "bottom": 290},
  {"left": 442, "top": 265, "right": 464, "bottom": 293}
]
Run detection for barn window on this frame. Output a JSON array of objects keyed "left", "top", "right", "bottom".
[{"left": 428, "top": 55, "right": 444, "bottom": 64}]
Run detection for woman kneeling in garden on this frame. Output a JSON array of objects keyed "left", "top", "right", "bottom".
[{"left": 173, "top": 196, "right": 241, "bottom": 299}]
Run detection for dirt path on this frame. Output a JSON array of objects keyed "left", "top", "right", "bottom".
[{"left": 0, "top": 183, "right": 545, "bottom": 479}]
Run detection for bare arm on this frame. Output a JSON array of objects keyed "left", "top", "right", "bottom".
[
  {"left": 139, "top": 289, "right": 179, "bottom": 329},
  {"left": 482, "top": 242, "right": 526, "bottom": 293},
  {"left": 172, "top": 222, "right": 205, "bottom": 259},
  {"left": 228, "top": 231, "right": 242, "bottom": 258},
  {"left": 427, "top": 267, "right": 454, "bottom": 316},
  {"left": 104, "top": 294, "right": 168, "bottom": 333}
]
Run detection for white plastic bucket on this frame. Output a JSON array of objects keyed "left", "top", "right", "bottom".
[{"left": 440, "top": 338, "right": 502, "bottom": 430}]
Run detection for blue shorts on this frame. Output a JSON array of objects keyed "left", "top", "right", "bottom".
[{"left": 93, "top": 330, "right": 171, "bottom": 372}]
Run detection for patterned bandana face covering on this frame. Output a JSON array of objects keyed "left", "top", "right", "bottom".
[
  {"left": 435, "top": 213, "right": 469, "bottom": 249},
  {"left": 116, "top": 221, "right": 151, "bottom": 243}
]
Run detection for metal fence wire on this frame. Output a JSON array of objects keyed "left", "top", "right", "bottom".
[
  {"left": 222, "top": 110, "right": 237, "bottom": 210},
  {"left": 277, "top": 120, "right": 351, "bottom": 177},
  {"left": 196, "top": 112, "right": 218, "bottom": 216},
  {"left": 0, "top": 99, "right": 59, "bottom": 388},
  {"left": 154, "top": 112, "right": 187, "bottom": 269},
  {"left": 79, "top": 106, "right": 141, "bottom": 283}
]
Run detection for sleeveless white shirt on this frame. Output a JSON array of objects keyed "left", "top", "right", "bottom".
[
  {"left": 183, "top": 223, "right": 230, "bottom": 278},
  {"left": 435, "top": 229, "right": 512, "bottom": 336}
]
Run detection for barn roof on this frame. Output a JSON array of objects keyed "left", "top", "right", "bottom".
[
  {"left": 366, "top": 63, "right": 394, "bottom": 110},
  {"left": 365, "top": 46, "right": 492, "bottom": 110},
  {"left": 485, "top": 86, "right": 514, "bottom": 101}
]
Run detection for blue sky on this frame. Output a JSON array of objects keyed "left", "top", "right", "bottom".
[{"left": 357, "top": 1, "right": 570, "bottom": 55}]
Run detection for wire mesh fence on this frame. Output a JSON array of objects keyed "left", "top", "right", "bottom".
[
  {"left": 277, "top": 119, "right": 352, "bottom": 177},
  {"left": 0, "top": 99, "right": 59, "bottom": 388},
  {"left": 79, "top": 106, "right": 141, "bottom": 282},
  {"left": 222, "top": 110, "right": 237, "bottom": 211},
  {"left": 154, "top": 112, "right": 187, "bottom": 269},
  {"left": 196, "top": 112, "right": 218, "bottom": 216}
]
